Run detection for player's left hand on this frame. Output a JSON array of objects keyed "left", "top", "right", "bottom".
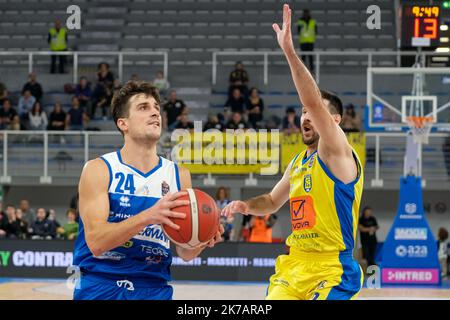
[
  {"left": 273, "top": 4, "right": 295, "bottom": 54},
  {"left": 204, "top": 224, "right": 224, "bottom": 248}
]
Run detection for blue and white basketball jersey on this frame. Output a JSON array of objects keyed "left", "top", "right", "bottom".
[{"left": 73, "top": 151, "right": 181, "bottom": 283}]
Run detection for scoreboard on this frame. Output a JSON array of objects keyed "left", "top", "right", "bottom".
[{"left": 401, "top": 5, "right": 441, "bottom": 48}]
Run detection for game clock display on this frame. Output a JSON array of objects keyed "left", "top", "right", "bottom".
[{"left": 401, "top": 5, "right": 440, "bottom": 48}]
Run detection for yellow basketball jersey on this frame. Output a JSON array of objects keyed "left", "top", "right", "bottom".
[{"left": 286, "top": 149, "right": 364, "bottom": 254}]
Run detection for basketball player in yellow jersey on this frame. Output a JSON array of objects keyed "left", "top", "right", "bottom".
[{"left": 221, "top": 4, "right": 364, "bottom": 300}]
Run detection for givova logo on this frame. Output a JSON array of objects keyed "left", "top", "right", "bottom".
[{"left": 0, "top": 251, "right": 72, "bottom": 267}]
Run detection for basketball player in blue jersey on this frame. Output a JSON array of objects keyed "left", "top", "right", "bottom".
[{"left": 73, "top": 81, "right": 223, "bottom": 300}]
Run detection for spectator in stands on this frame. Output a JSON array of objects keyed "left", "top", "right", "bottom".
[
  {"left": 282, "top": 107, "right": 301, "bottom": 134},
  {"left": 174, "top": 111, "right": 194, "bottom": 131},
  {"left": 113, "top": 78, "right": 122, "bottom": 92},
  {"left": 153, "top": 71, "right": 170, "bottom": 97},
  {"left": 163, "top": 90, "right": 187, "bottom": 130},
  {"left": 75, "top": 76, "right": 93, "bottom": 110},
  {"left": 226, "top": 112, "right": 248, "bottom": 130},
  {"left": 47, "top": 209, "right": 60, "bottom": 239},
  {"left": 18, "top": 90, "right": 36, "bottom": 118},
  {"left": 22, "top": 72, "right": 43, "bottom": 102},
  {"left": 239, "top": 216, "right": 251, "bottom": 242},
  {"left": 29, "top": 208, "right": 54, "bottom": 240},
  {"left": 228, "top": 61, "right": 249, "bottom": 98},
  {"left": 3, "top": 204, "right": 23, "bottom": 239},
  {"left": 203, "top": 114, "right": 225, "bottom": 132},
  {"left": 438, "top": 227, "right": 449, "bottom": 278},
  {"left": 225, "top": 88, "right": 246, "bottom": 114},
  {"left": 246, "top": 87, "right": 264, "bottom": 129},
  {"left": 92, "top": 62, "right": 114, "bottom": 119},
  {"left": 57, "top": 208, "right": 79, "bottom": 240},
  {"left": 340, "top": 103, "right": 361, "bottom": 132},
  {"left": 248, "top": 215, "right": 277, "bottom": 243},
  {"left": 19, "top": 199, "right": 35, "bottom": 226},
  {"left": 297, "top": 9, "right": 317, "bottom": 73},
  {"left": 48, "top": 102, "right": 67, "bottom": 131},
  {"left": 15, "top": 208, "right": 29, "bottom": 239},
  {"left": 358, "top": 206, "right": 379, "bottom": 268},
  {"left": 0, "top": 99, "right": 20, "bottom": 130},
  {"left": 70, "top": 192, "right": 79, "bottom": 212},
  {"left": 0, "top": 207, "right": 6, "bottom": 239},
  {"left": 130, "top": 74, "right": 140, "bottom": 82},
  {"left": 215, "top": 187, "right": 230, "bottom": 211},
  {"left": 48, "top": 19, "right": 68, "bottom": 74},
  {"left": 216, "top": 187, "right": 233, "bottom": 242},
  {"left": 66, "top": 96, "right": 89, "bottom": 130},
  {"left": 443, "top": 136, "right": 450, "bottom": 180},
  {"left": 0, "top": 81, "right": 8, "bottom": 106},
  {"left": 221, "top": 215, "right": 235, "bottom": 242},
  {"left": 28, "top": 101, "right": 48, "bottom": 131}
]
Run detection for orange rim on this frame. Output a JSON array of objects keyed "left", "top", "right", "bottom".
[{"left": 406, "top": 116, "right": 434, "bottom": 129}]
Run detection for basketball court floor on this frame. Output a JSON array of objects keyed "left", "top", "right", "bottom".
[{"left": 1, "top": 277, "right": 449, "bottom": 300}]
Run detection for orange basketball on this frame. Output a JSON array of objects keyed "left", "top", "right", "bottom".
[{"left": 162, "top": 188, "right": 220, "bottom": 249}]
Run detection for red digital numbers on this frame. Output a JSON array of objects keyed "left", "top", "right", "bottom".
[{"left": 414, "top": 18, "right": 438, "bottom": 39}]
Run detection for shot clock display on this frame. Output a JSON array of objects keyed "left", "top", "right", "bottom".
[{"left": 401, "top": 5, "right": 441, "bottom": 48}]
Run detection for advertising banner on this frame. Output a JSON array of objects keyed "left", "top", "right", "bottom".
[{"left": 0, "top": 240, "right": 285, "bottom": 282}]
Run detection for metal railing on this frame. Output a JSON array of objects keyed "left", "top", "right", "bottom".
[
  {"left": 0, "top": 130, "right": 449, "bottom": 188},
  {"left": 212, "top": 50, "right": 450, "bottom": 85},
  {"left": 0, "top": 51, "right": 169, "bottom": 84}
]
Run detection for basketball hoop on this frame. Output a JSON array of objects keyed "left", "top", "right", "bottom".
[{"left": 406, "top": 116, "right": 434, "bottom": 144}]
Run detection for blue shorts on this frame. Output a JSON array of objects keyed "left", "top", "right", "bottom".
[{"left": 73, "top": 273, "right": 173, "bottom": 300}]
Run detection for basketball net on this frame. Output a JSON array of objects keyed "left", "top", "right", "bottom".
[{"left": 406, "top": 116, "right": 433, "bottom": 145}]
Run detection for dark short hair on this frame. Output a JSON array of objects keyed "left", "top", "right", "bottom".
[
  {"left": 111, "top": 80, "right": 161, "bottom": 134},
  {"left": 67, "top": 208, "right": 77, "bottom": 216},
  {"left": 361, "top": 206, "right": 372, "bottom": 216},
  {"left": 6, "top": 204, "right": 15, "bottom": 209},
  {"left": 320, "top": 89, "right": 343, "bottom": 117},
  {"left": 438, "top": 227, "right": 449, "bottom": 241},
  {"left": 286, "top": 107, "right": 296, "bottom": 114}
]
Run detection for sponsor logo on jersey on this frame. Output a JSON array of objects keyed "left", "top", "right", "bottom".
[
  {"left": 161, "top": 181, "right": 170, "bottom": 196},
  {"left": 122, "top": 241, "right": 134, "bottom": 249},
  {"left": 290, "top": 196, "right": 316, "bottom": 231},
  {"left": 133, "top": 225, "right": 170, "bottom": 248},
  {"left": 119, "top": 196, "right": 131, "bottom": 207},
  {"left": 316, "top": 280, "right": 327, "bottom": 290},
  {"left": 95, "top": 251, "right": 126, "bottom": 261},
  {"left": 145, "top": 255, "right": 162, "bottom": 265},
  {"left": 303, "top": 174, "right": 312, "bottom": 192},
  {"left": 140, "top": 244, "right": 169, "bottom": 258},
  {"left": 308, "top": 154, "right": 315, "bottom": 168}
]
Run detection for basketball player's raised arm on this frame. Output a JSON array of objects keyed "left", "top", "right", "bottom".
[
  {"left": 221, "top": 161, "right": 291, "bottom": 217},
  {"left": 175, "top": 166, "right": 224, "bottom": 262},
  {"left": 273, "top": 4, "right": 351, "bottom": 158},
  {"left": 79, "top": 158, "right": 189, "bottom": 257}
]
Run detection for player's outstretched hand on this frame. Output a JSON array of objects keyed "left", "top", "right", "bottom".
[
  {"left": 144, "top": 191, "right": 190, "bottom": 230},
  {"left": 205, "top": 223, "right": 225, "bottom": 248},
  {"left": 220, "top": 200, "right": 249, "bottom": 217},
  {"left": 273, "top": 4, "right": 295, "bottom": 54}
]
